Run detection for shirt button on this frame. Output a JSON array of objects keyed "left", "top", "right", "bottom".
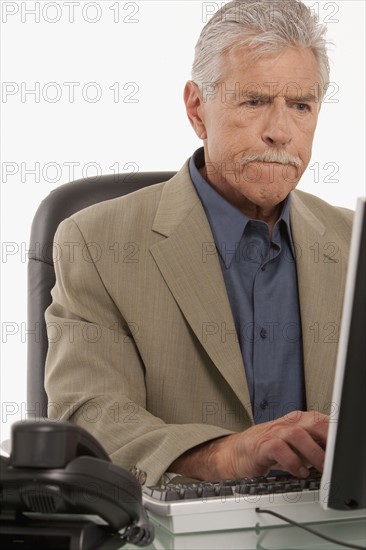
[
  {"left": 260, "top": 399, "right": 269, "bottom": 410},
  {"left": 260, "top": 328, "right": 267, "bottom": 339}
]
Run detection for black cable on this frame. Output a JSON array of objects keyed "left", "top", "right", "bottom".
[{"left": 255, "top": 507, "right": 366, "bottom": 550}]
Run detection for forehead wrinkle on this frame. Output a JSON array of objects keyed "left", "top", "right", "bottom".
[
  {"left": 219, "top": 46, "right": 321, "bottom": 96},
  {"left": 241, "top": 89, "right": 318, "bottom": 102}
]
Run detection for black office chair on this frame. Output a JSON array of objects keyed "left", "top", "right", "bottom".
[{"left": 27, "top": 171, "right": 176, "bottom": 417}]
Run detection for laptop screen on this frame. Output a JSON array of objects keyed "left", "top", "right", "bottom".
[{"left": 321, "top": 198, "right": 366, "bottom": 510}]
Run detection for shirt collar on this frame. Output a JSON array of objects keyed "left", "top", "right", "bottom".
[{"left": 189, "top": 147, "right": 294, "bottom": 267}]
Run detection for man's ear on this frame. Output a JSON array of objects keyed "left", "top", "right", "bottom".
[{"left": 183, "top": 80, "right": 208, "bottom": 140}]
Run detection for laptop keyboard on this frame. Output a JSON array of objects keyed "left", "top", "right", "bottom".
[{"left": 143, "top": 469, "right": 322, "bottom": 502}]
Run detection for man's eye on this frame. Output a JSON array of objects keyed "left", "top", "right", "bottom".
[
  {"left": 242, "top": 99, "right": 262, "bottom": 107},
  {"left": 294, "top": 103, "right": 310, "bottom": 111}
]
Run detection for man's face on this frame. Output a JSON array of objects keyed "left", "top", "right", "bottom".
[{"left": 185, "top": 46, "right": 321, "bottom": 213}]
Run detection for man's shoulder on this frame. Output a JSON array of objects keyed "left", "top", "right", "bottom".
[
  {"left": 52, "top": 180, "right": 168, "bottom": 246},
  {"left": 70, "top": 180, "right": 166, "bottom": 228},
  {"left": 56, "top": 159, "right": 194, "bottom": 241}
]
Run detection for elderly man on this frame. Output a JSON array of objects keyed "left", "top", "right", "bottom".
[{"left": 45, "top": 0, "right": 353, "bottom": 486}]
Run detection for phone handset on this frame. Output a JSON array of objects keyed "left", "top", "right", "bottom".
[{"left": 11, "top": 418, "right": 109, "bottom": 468}]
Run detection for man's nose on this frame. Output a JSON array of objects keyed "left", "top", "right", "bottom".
[{"left": 262, "top": 100, "right": 292, "bottom": 147}]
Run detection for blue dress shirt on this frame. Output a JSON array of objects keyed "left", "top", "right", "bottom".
[{"left": 189, "top": 148, "right": 305, "bottom": 424}]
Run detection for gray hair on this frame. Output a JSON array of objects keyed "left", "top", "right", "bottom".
[{"left": 192, "top": 0, "right": 330, "bottom": 99}]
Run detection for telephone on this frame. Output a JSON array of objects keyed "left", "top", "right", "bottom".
[{"left": 0, "top": 420, "right": 154, "bottom": 549}]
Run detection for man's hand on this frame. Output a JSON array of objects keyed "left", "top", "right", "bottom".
[{"left": 169, "top": 411, "right": 329, "bottom": 481}]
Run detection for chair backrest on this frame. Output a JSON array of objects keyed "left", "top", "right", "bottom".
[{"left": 27, "top": 171, "right": 176, "bottom": 417}]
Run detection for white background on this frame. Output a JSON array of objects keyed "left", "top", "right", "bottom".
[{"left": 1, "top": 0, "right": 365, "bottom": 443}]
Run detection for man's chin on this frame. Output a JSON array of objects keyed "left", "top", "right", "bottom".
[{"left": 236, "top": 185, "right": 294, "bottom": 212}]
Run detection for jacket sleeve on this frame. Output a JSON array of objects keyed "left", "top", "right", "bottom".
[{"left": 45, "top": 217, "right": 233, "bottom": 485}]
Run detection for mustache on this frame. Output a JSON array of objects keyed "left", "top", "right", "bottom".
[{"left": 241, "top": 150, "right": 302, "bottom": 167}]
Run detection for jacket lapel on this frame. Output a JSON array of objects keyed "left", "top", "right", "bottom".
[
  {"left": 150, "top": 164, "right": 253, "bottom": 421},
  {"left": 290, "top": 191, "right": 348, "bottom": 412}
]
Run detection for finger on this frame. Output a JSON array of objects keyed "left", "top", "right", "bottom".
[
  {"left": 259, "top": 428, "right": 326, "bottom": 477},
  {"left": 282, "top": 411, "right": 329, "bottom": 449},
  {"left": 307, "top": 420, "right": 329, "bottom": 446},
  {"left": 285, "top": 428, "right": 326, "bottom": 472},
  {"left": 259, "top": 437, "right": 310, "bottom": 478}
]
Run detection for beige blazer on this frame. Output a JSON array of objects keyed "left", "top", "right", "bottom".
[{"left": 45, "top": 160, "right": 353, "bottom": 484}]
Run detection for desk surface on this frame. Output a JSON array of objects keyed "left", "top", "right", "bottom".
[{"left": 125, "top": 517, "right": 366, "bottom": 550}]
